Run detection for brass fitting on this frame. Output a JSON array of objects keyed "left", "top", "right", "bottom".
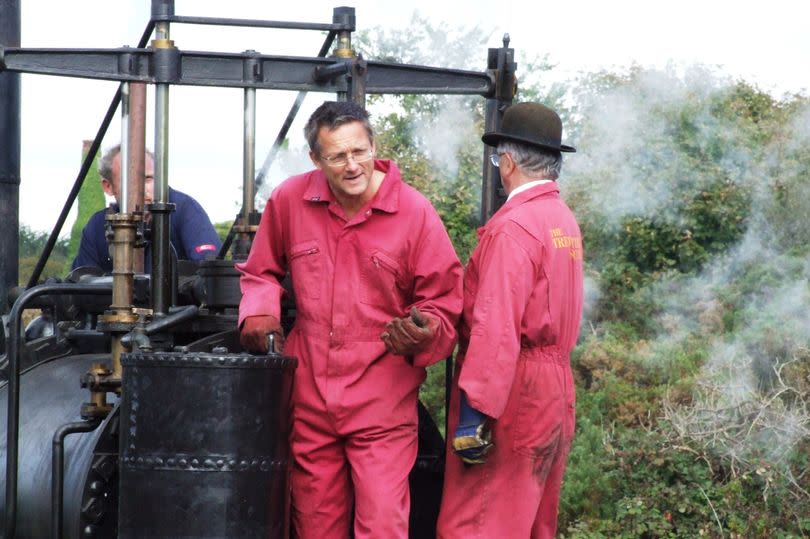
[
  {"left": 151, "top": 38, "right": 175, "bottom": 49},
  {"left": 98, "top": 212, "right": 142, "bottom": 380},
  {"left": 335, "top": 32, "right": 353, "bottom": 58},
  {"left": 80, "top": 363, "right": 116, "bottom": 419}
]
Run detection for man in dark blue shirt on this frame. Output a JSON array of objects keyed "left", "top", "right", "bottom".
[{"left": 71, "top": 145, "right": 222, "bottom": 272}]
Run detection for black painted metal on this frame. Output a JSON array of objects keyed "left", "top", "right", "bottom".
[
  {"left": 167, "top": 15, "right": 348, "bottom": 32},
  {"left": 147, "top": 202, "right": 175, "bottom": 319},
  {"left": 0, "top": 0, "right": 20, "bottom": 314},
  {"left": 143, "top": 304, "right": 198, "bottom": 334},
  {"left": 0, "top": 354, "right": 117, "bottom": 539},
  {"left": 4, "top": 283, "right": 111, "bottom": 538},
  {"left": 195, "top": 260, "right": 242, "bottom": 309},
  {"left": 0, "top": 48, "right": 494, "bottom": 95},
  {"left": 52, "top": 420, "right": 101, "bottom": 539},
  {"left": 117, "top": 305, "right": 199, "bottom": 351},
  {"left": 481, "top": 37, "right": 516, "bottom": 224},
  {"left": 150, "top": 0, "right": 173, "bottom": 20},
  {"left": 314, "top": 59, "right": 351, "bottom": 82},
  {"left": 119, "top": 350, "right": 296, "bottom": 538},
  {"left": 409, "top": 401, "right": 447, "bottom": 538},
  {"left": 346, "top": 56, "right": 368, "bottom": 106},
  {"left": 481, "top": 98, "right": 505, "bottom": 223}
]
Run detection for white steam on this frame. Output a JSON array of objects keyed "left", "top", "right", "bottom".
[
  {"left": 569, "top": 65, "right": 810, "bottom": 479},
  {"left": 566, "top": 66, "right": 757, "bottom": 225},
  {"left": 416, "top": 100, "right": 477, "bottom": 178}
]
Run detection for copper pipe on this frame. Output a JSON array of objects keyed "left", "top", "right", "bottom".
[
  {"left": 120, "top": 83, "right": 131, "bottom": 214},
  {"left": 127, "top": 82, "right": 147, "bottom": 272}
]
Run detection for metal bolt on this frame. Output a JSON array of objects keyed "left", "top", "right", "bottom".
[{"left": 81, "top": 497, "right": 105, "bottom": 524}]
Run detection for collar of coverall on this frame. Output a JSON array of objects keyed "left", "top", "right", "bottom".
[
  {"left": 502, "top": 180, "right": 559, "bottom": 211},
  {"left": 302, "top": 158, "right": 401, "bottom": 214},
  {"left": 506, "top": 179, "right": 552, "bottom": 201},
  {"left": 477, "top": 181, "right": 561, "bottom": 238}
]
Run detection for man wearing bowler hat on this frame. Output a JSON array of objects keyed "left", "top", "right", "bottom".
[{"left": 436, "top": 102, "right": 584, "bottom": 538}]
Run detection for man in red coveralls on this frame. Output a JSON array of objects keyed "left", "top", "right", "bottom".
[
  {"left": 437, "top": 102, "right": 584, "bottom": 538},
  {"left": 237, "top": 101, "right": 463, "bottom": 538}
]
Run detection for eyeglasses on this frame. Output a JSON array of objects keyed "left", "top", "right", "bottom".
[
  {"left": 320, "top": 149, "right": 374, "bottom": 168},
  {"left": 489, "top": 152, "right": 505, "bottom": 168}
]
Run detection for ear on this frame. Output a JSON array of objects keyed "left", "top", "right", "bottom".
[
  {"left": 501, "top": 152, "right": 515, "bottom": 176},
  {"left": 100, "top": 178, "right": 115, "bottom": 197},
  {"left": 309, "top": 150, "right": 323, "bottom": 171}
]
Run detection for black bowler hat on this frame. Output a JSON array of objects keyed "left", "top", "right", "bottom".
[{"left": 482, "top": 102, "right": 576, "bottom": 153}]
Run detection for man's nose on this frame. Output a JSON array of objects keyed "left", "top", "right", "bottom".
[{"left": 344, "top": 155, "right": 363, "bottom": 169}]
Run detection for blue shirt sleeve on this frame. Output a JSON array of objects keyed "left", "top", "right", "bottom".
[
  {"left": 71, "top": 210, "right": 113, "bottom": 272},
  {"left": 72, "top": 192, "right": 220, "bottom": 272},
  {"left": 170, "top": 190, "right": 222, "bottom": 262}
]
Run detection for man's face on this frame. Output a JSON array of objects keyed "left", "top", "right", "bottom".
[
  {"left": 310, "top": 121, "right": 376, "bottom": 210},
  {"left": 101, "top": 152, "right": 155, "bottom": 207}
]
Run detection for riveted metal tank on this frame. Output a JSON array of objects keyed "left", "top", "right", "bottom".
[{"left": 118, "top": 349, "right": 296, "bottom": 539}]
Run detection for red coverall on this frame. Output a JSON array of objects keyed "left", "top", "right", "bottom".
[
  {"left": 437, "top": 182, "right": 584, "bottom": 538},
  {"left": 237, "top": 160, "right": 462, "bottom": 538}
]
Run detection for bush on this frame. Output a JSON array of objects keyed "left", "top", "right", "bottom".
[{"left": 18, "top": 226, "right": 70, "bottom": 285}]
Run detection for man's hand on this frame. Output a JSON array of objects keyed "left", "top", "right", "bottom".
[
  {"left": 240, "top": 315, "right": 285, "bottom": 354},
  {"left": 380, "top": 307, "right": 439, "bottom": 356},
  {"left": 452, "top": 391, "right": 493, "bottom": 465}
]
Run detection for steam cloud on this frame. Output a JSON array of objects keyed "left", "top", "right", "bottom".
[{"left": 565, "top": 65, "right": 810, "bottom": 476}]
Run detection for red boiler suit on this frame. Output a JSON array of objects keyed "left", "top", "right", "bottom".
[
  {"left": 437, "top": 182, "right": 584, "bottom": 539},
  {"left": 237, "top": 160, "right": 463, "bottom": 538}
]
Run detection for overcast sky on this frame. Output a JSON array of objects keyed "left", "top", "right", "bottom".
[{"left": 13, "top": 0, "right": 810, "bottom": 233}]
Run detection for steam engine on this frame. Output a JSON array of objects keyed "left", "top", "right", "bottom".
[{"left": 0, "top": 2, "right": 517, "bottom": 537}]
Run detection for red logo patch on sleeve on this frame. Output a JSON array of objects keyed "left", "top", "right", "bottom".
[{"left": 195, "top": 244, "right": 217, "bottom": 254}]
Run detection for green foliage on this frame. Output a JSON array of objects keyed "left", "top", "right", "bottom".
[
  {"left": 19, "top": 225, "right": 68, "bottom": 259},
  {"left": 558, "top": 412, "right": 618, "bottom": 523},
  {"left": 561, "top": 426, "right": 721, "bottom": 538},
  {"left": 213, "top": 220, "right": 233, "bottom": 243},
  {"left": 419, "top": 360, "right": 449, "bottom": 438},
  {"left": 562, "top": 391, "right": 809, "bottom": 538},
  {"left": 65, "top": 147, "right": 105, "bottom": 274},
  {"left": 18, "top": 225, "right": 69, "bottom": 285}
]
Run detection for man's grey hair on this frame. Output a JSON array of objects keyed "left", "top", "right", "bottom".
[
  {"left": 497, "top": 141, "right": 562, "bottom": 180},
  {"left": 98, "top": 144, "right": 154, "bottom": 181},
  {"left": 304, "top": 101, "right": 374, "bottom": 155}
]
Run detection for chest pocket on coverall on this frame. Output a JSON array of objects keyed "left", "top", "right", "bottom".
[
  {"left": 360, "top": 249, "right": 406, "bottom": 306},
  {"left": 289, "top": 240, "right": 322, "bottom": 300}
]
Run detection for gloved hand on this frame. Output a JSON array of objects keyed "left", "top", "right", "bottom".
[
  {"left": 240, "top": 315, "right": 285, "bottom": 354},
  {"left": 380, "top": 307, "right": 439, "bottom": 356},
  {"left": 452, "top": 391, "right": 493, "bottom": 465}
]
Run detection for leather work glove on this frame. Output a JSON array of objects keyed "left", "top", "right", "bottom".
[
  {"left": 380, "top": 307, "right": 439, "bottom": 356},
  {"left": 452, "top": 390, "right": 493, "bottom": 465},
  {"left": 240, "top": 315, "right": 285, "bottom": 354}
]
